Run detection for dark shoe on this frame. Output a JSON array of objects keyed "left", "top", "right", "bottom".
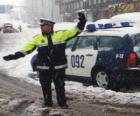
[
  {"left": 59, "top": 104, "right": 68, "bottom": 109},
  {"left": 42, "top": 102, "right": 52, "bottom": 108}
]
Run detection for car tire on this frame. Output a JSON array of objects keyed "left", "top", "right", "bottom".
[{"left": 92, "top": 68, "right": 112, "bottom": 89}]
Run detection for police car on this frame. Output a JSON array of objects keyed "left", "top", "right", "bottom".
[{"left": 66, "top": 22, "right": 140, "bottom": 89}]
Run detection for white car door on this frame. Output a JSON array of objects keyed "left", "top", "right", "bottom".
[{"left": 66, "top": 36, "right": 98, "bottom": 77}]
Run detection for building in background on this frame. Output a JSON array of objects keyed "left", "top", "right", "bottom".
[
  {"left": 7, "top": 0, "right": 140, "bottom": 23},
  {"left": 56, "top": 0, "right": 140, "bottom": 22},
  {"left": 0, "top": 5, "right": 13, "bottom": 23},
  {"left": 0, "top": 5, "right": 12, "bottom": 13},
  {"left": 107, "top": 0, "right": 140, "bottom": 17},
  {"left": 19, "top": 0, "right": 60, "bottom": 24}
]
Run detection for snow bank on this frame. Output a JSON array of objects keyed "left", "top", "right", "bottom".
[{"left": 66, "top": 81, "right": 140, "bottom": 106}]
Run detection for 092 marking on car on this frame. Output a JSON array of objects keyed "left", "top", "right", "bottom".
[{"left": 71, "top": 55, "right": 85, "bottom": 68}]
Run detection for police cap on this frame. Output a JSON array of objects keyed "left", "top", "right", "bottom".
[{"left": 40, "top": 18, "right": 55, "bottom": 26}]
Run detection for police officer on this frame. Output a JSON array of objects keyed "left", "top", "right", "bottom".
[{"left": 3, "top": 12, "right": 86, "bottom": 108}]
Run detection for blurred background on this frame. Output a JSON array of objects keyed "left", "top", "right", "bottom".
[{"left": 0, "top": 0, "right": 140, "bottom": 25}]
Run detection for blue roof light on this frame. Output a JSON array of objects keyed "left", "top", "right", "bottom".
[
  {"left": 104, "top": 23, "right": 112, "bottom": 28},
  {"left": 121, "top": 22, "right": 131, "bottom": 27},
  {"left": 86, "top": 24, "right": 96, "bottom": 31},
  {"left": 98, "top": 24, "right": 104, "bottom": 28}
]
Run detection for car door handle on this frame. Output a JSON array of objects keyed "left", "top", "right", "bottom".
[{"left": 86, "top": 54, "right": 93, "bottom": 56}]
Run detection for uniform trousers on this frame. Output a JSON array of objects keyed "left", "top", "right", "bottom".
[{"left": 38, "top": 69, "right": 67, "bottom": 106}]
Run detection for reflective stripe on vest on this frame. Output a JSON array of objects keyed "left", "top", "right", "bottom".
[
  {"left": 21, "top": 27, "right": 79, "bottom": 53},
  {"left": 37, "top": 41, "right": 65, "bottom": 48},
  {"left": 36, "top": 64, "right": 67, "bottom": 70}
]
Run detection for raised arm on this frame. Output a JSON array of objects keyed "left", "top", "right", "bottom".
[{"left": 56, "top": 12, "right": 86, "bottom": 41}]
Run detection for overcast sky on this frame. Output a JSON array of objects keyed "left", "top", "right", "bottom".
[{"left": 0, "top": 0, "right": 23, "bottom": 5}]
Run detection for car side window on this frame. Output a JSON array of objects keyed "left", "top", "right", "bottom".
[
  {"left": 98, "top": 36, "right": 123, "bottom": 50},
  {"left": 76, "top": 36, "right": 97, "bottom": 49},
  {"left": 133, "top": 34, "right": 140, "bottom": 57}
]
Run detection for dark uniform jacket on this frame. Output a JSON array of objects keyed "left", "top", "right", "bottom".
[{"left": 20, "top": 27, "right": 80, "bottom": 70}]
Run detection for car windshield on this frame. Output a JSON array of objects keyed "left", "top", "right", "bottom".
[
  {"left": 4, "top": 23, "right": 12, "bottom": 27},
  {"left": 66, "top": 37, "right": 77, "bottom": 48},
  {"left": 98, "top": 36, "right": 123, "bottom": 50}
]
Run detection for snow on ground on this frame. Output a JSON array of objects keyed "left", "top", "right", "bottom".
[
  {"left": 1, "top": 21, "right": 140, "bottom": 106},
  {"left": 66, "top": 82, "right": 140, "bottom": 105}
]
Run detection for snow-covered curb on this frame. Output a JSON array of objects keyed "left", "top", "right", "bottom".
[{"left": 66, "top": 81, "right": 140, "bottom": 106}]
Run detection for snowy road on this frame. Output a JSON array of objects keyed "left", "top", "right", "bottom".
[
  {"left": 0, "top": 72, "right": 140, "bottom": 116},
  {"left": 0, "top": 27, "right": 140, "bottom": 115}
]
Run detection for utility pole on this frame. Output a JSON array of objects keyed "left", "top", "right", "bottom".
[
  {"left": 41, "top": 0, "right": 44, "bottom": 18},
  {"left": 91, "top": 0, "right": 94, "bottom": 21},
  {"left": 51, "top": 0, "right": 54, "bottom": 20},
  {"left": 83, "top": 0, "right": 87, "bottom": 17}
]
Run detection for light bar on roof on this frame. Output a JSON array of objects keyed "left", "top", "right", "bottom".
[
  {"left": 85, "top": 22, "right": 133, "bottom": 32},
  {"left": 86, "top": 24, "right": 96, "bottom": 31},
  {"left": 98, "top": 24, "right": 104, "bottom": 28},
  {"left": 121, "top": 22, "right": 132, "bottom": 27},
  {"left": 104, "top": 23, "right": 112, "bottom": 28}
]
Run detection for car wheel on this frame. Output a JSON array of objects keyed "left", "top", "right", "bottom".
[{"left": 92, "top": 69, "right": 110, "bottom": 89}]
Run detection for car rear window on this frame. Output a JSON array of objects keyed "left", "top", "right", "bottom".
[
  {"left": 134, "top": 34, "right": 140, "bottom": 46},
  {"left": 133, "top": 34, "right": 140, "bottom": 57}
]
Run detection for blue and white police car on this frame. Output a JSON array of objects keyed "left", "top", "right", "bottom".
[{"left": 66, "top": 22, "right": 140, "bottom": 89}]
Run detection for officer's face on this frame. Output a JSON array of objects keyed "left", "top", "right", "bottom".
[{"left": 41, "top": 24, "right": 54, "bottom": 33}]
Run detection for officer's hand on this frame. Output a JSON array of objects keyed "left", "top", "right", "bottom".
[
  {"left": 3, "top": 54, "right": 17, "bottom": 61},
  {"left": 77, "top": 12, "right": 87, "bottom": 31},
  {"left": 78, "top": 12, "right": 86, "bottom": 22}
]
